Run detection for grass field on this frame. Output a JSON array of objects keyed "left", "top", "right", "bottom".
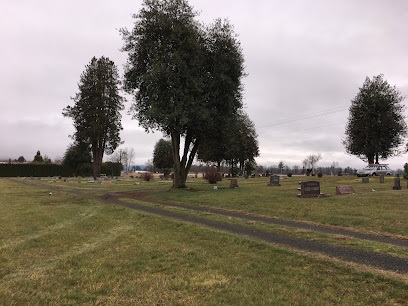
[{"left": 1, "top": 176, "right": 408, "bottom": 305}]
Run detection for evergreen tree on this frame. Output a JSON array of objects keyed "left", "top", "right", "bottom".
[
  {"left": 33, "top": 150, "right": 43, "bottom": 163},
  {"left": 17, "top": 156, "right": 26, "bottom": 163},
  {"left": 197, "top": 19, "right": 245, "bottom": 173},
  {"left": 225, "top": 112, "right": 259, "bottom": 175},
  {"left": 153, "top": 138, "right": 173, "bottom": 177},
  {"left": 63, "top": 143, "right": 92, "bottom": 176},
  {"left": 63, "top": 57, "right": 124, "bottom": 178},
  {"left": 121, "top": 0, "right": 245, "bottom": 188},
  {"left": 343, "top": 75, "right": 406, "bottom": 164}
]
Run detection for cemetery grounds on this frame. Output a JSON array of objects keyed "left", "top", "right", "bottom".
[{"left": 0, "top": 175, "right": 407, "bottom": 305}]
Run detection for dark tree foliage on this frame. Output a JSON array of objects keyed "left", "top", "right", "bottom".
[
  {"left": 343, "top": 75, "right": 407, "bottom": 164},
  {"left": 121, "top": 0, "right": 245, "bottom": 188},
  {"left": 63, "top": 57, "right": 124, "bottom": 178},
  {"left": 197, "top": 19, "right": 245, "bottom": 172},
  {"left": 153, "top": 138, "right": 173, "bottom": 176},
  {"left": 33, "top": 150, "right": 43, "bottom": 163},
  {"left": 63, "top": 143, "right": 92, "bottom": 176},
  {"left": 225, "top": 112, "right": 259, "bottom": 175},
  {"left": 17, "top": 156, "right": 26, "bottom": 162}
]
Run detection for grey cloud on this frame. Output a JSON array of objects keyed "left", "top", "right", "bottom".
[{"left": 2, "top": 0, "right": 408, "bottom": 169}]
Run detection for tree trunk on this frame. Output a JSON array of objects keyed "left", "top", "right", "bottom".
[
  {"left": 92, "top": 147, "right": 103, "bottom": 179},
  {"left": 216, "top": 161, "right": 222, "bottom": 181},
  {"left": 375, "top": 153, "right": 379, "bottom": 164},
  {"left": 367, "top": 154, "right": 374, "bottom": 164},
  {"left": 171, "top": 132, "right": 199, "bottom": 189}
]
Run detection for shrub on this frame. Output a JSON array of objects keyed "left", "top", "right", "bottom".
[
  {"left": 337, "top": 169, "right": 343, "bottom": 176},
  {"left": 141, "top": 172, "right": 153, "bottom": 181},
  {"left": 287, "top": 172, "right": 292, "bottom": 177},
  {"left": 318, "top": 171, "right": 323, "bottom": 178}
]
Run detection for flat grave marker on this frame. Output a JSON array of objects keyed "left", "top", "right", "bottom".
[
  {"left": 361, "top": 177, "right": 369, "bottom": 184},
  {"left": 336, "top": 185, "right": 355, "bottom": 195}
]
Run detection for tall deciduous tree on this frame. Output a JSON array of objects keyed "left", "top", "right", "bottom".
[
  {"left": 63, "top": 56, "right": 124, "bottom": 178},
  {"left": 343, "top": 75, "right": 406, "bottom": 164},
  {"left": 122, "top": 148, "right": 136, "bottom": 174},
  {"left": 304, "top": 153, "right": 322, "bottom": 175},
  {"left": 121, "top": 0, "right": 245, "bottom": 188}
]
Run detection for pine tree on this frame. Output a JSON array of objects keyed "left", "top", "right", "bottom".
[
  {"left": 343, "top": 75, "right": 406, "bottom": 164},
  {"left": 63, "top": 57, "right": 124, "bottom": 178}
]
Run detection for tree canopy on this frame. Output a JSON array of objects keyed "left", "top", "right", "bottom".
[
  {"left": 33, "top": 150, "right": 43, "bottom": 163},
  {"left": 63, "top": 56, "right": 124, "bottom": 178},
  {"left": 17, "top": 156, "right": 26, "bottom": 163},
  {"left": 197, "top": 19, "right": 245, "bottom": 171},
  {"left": 153, "top": 139, "right": 173, "bottom": 171},
  {"left": 343, "top": 75, "right": 406, "bottom": 164},
  {"left": 121, "top": 0, "right": 246, "bottom": 187},
  {"left": 225, "top": 112, "right": 259, "bottom": 175},
  {"left": 63, "top": 143, "right": 92, "bottom": 176}
]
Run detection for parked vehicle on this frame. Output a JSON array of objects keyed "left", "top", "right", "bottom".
[{"left": 356, "top": 164, "right": 393, "bottom": 177}]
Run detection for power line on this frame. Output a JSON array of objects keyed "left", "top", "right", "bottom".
[
  {"left": 261, "top": 123, "right": 344, "bottom": 137},
  {"left": 256, "top": 106, "right": 348, "bottom": 129}
]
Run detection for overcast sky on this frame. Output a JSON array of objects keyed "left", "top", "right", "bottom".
[{"left": 1, "top": 0, "right": 408, "bottom": 169}]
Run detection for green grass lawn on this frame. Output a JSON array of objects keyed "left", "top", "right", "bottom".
[
  {"left": 148, "top": 175, "right": 408, "bottom": 237},
  {"left": 1, "top": 178, "right": 408, "bottom": 305}
]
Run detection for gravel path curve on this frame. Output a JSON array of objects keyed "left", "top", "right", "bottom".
[
  {"left": 114, "top": 191, "right": 408, "bottom": 248},
  {"left": 101, "top": 195, "right": 408, "bottom": 273}
]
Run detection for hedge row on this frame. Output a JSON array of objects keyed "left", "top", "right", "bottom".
[{"left": 0, "top": 162, "right": 122, "bottom": 177}]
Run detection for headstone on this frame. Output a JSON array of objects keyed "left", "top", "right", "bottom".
[
  {"left": 336, "top": 185, "right": 355, "bottom": 195},
  {"left": 297, "top": 181, "right": 324, "bottom": 198},
  {"left": 87, "top": 178, "right": 95, "bottom": 183},
  {"left": 379, "top": 175, "right": 384, "bottom": 183},
  {"left": 393, "top": 175, "right": 402, "bottom": 190},
  {"left": 230, "top": 179, "right": 239, "bottom": 189},
  {"left": 99, "top": 177, "right": 105, "bottom": 183},
  {"left": 361, "top": 177, "right": 369, "bottom": 184},
  {"left": 268, "top": 175, "right": 281, "bottom": 186}
]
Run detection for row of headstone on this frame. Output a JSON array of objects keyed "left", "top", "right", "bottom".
[{"left": 362, "top": 175, "right": 404, "bottom": 190}]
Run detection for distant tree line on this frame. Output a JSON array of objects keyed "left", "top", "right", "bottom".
[{"left": 0, "top": 163, "right": 121, "bottom": 178}]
